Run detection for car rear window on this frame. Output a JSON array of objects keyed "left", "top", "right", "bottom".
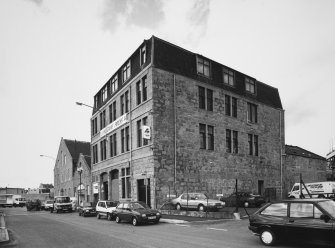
[{"left": 261, "top": 203, "right": 288, "bottom": 217}]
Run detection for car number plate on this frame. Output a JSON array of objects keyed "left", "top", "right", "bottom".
[
  {"left": 217, "top": 206, "right": 223, "bottom": 208},
  {"left": 148, "top": 216, "right": 156, "bottom": 220}
]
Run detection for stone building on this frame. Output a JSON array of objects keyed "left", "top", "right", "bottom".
[
  {"left": 91, "top": 36, "right": 285, "bottom": 208},
  {"left": 54, "top": 138, "right": 91, "bottom": 200},
  {"left": 283, "top": 145, "right": 327, "bottom": 196}
]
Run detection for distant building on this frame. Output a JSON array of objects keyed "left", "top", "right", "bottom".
[
  {"left": 326, "top": 150, "right": 335, "bottom": 180},
  {"left": 54, "top": 138, "right": 91, "bottom": 202},
  {"left": 283, "top": 145, "right": 327, "bottom": 196},
  {"left": 0, "top": 187, "right": 25, "bottom": 195},
  {"left": 89, "top": 36, "right": 285, "bottom": 208}
]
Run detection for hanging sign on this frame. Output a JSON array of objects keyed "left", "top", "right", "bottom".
[
  {"left": 100, "top": 113, "right": 129, "bottom": 138},
  {"left": 142, "top": 125, "right": 151, "bottom": 139}
]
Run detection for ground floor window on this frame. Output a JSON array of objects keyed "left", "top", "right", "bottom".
[{"left": 121, "top": 168, "right": 131, "bottom": 198}]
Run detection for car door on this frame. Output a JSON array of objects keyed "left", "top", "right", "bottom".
[
  {"left": 188, "top": 194, "right": 197, "bottom": 209},
  {"left": 122, "top": 202, "right": 132, "bottom": 222},
  {"left": 180, "top": 194, "right": 188, "bottom": 208},
  {"left": 286, "top": 202, "right": 334, "bottom": 245},
  {"left": 115, "top": 203, "right": 123, "bottom": 219}
]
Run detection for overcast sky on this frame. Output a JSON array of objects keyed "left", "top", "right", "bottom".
[{"left": 1, "top": 0, "right": 334, "bottom": 189}]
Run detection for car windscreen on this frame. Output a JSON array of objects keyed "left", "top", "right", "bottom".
[
  {"left": 132, "top": 202, "right": 149, "bottom": 210},
  {"left": 318, "top": 200, "right": 335, "bottom": 218},
  {"left": 46, "top": 201, "right": 53, "bottom": 204},
  {"left": 195, "top": 194, "right": 207, "bottom": 200},
  {"left": 55, "top": 197, "right": 70, "bottom": 203},
  {"left": 106, "top": 201, "right": 118, "bottom": 207}
]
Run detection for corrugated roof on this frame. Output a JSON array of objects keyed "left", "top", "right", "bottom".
[{"left": 285, "top": 145, "right": 326, "bottom": 161}]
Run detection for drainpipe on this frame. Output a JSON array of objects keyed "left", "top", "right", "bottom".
[{"left": 173, "top": 74, "right": 177, "bottom": 194}]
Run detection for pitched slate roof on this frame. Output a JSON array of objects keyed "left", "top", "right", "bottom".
[
  {"left": 285, "top": 145, "right": 326, "bottom": 161},
  {"left": 64, "top": 139, "right": 91, "bottom": 167}
]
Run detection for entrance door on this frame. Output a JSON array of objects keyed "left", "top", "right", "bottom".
[
  {"left": 111, "top": 170, "right": 119, "bottom": 201},
  {"left": 258, "top": 180, "right": 264, "bottom": 195},
  {"left": 138, "top": 179, "right": 151, "bottom": 207}
]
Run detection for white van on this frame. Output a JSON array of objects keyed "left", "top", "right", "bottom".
[{"left": 288, "top": 181, "right": 335, "bottom": 198}]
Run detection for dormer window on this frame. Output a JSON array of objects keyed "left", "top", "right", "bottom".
[
  {"left": 102, "top": 86, "right": 108, "bottom": 102},
  {"left": 140, "top": 45, "right": 146, "bottom": 66},
  {"left": 123, "top": 60, "right": 131, "bottom": 83},
  {"left": 245, "top": 77, "right": 256, "bottom": 94},
  {"left": 197, "top": 56, "right": 210, "bottom": 77},
  {"left": 110, "top": 75, "right": 118, "bottom": 95},
  {"left": 223, "top": 68, "right": 234, "bottom": 86}
]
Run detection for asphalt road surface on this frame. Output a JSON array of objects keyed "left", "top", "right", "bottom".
[{"left": 0, "top": 207, "right": 327, "bottom": 248}]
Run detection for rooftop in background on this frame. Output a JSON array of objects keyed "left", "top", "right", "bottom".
[
  {"left": 63, "top": 139, "right": 91, "bottom": 168},
  {"left": 285, "top": 145, "right": 326, "bottom": 161}
]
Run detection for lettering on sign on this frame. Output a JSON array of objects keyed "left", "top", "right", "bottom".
[{"left": 100, "top": 114, "right": 129, "bottom": 138}]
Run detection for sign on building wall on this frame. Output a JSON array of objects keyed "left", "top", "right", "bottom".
[
  {"left": 100, "top": 114, "right": 129, "bottom": 138},
  {"left": 142, "top": 125, "right": 151, "bottom": 139},
  {"left": 93, "top": 183, "right": 99, "bottom": 194}
]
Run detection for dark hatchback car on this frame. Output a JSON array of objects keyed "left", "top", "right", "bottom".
[
  {"left": 220, "top": 192, "right": 265, "bottom": 208},
  {"left": 78, "top": 202, "right": 96, "bottom": 217},
  {"left": 249, "top": 199, "right": 335, "bottom": 246},
  {"left": 114, "top": 201, "right": 161, "bottom": 226}
]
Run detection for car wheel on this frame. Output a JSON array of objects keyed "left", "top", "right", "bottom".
[
  {"left": 176, "top": 203, "right": 182, "bottom": 210},
  {"left": 243, "top": 202, "right": 249, "bottom": 208},
  {"left": 116, "top": 216, "right": 121, "bottom": 223},
  {"left": 97, "top": 213, "right": 101, "bottom": 219},
  {"left": 78, "top": 212, "right": 81, "bottom": 216},
  {"left": 260, "top": 228, "right": 276, "bottom": 246},
  {"left": 107, "top": 213, "right": 112, "bottom": 221},
  {"left": 198, "top": 204, "right": 206, "bottom": 211},
  {"left": 132, "top": 217, "right": 138, "bottom": 226}
]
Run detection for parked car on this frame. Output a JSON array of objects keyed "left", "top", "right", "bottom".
[
  {"left": 78, "top": 202, "right": 96, "bottom": 217},
  {"left": 220, "top": 192, "right": 265, "bottom": 208},
  {"left": 42, "top": 200, "right": 54, "bottom": 211},
  {"left": 249, "top": 198, "right": 335, "bottom": 246},
  {"left": 114, "top": 201, "right": 161, "bottom": 226},
  {"left": 26, "top": 199, "right": 41, "bottom": 211},
  {"left": 171, "top": 193, "right": 225, "bottom": 211},
  {"left": 51, "top": 196, "right": 72, "bottom": 213},
  {"left": 96, "top": 200, "right": 119, "bottom": 220}
]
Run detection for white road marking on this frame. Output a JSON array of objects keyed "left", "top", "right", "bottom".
[
  {"left": 176, "top": 224, "right": 191, "bottom": 227},
  {"left": 207, "top": 227, "right": 228, "bottom": 231}
]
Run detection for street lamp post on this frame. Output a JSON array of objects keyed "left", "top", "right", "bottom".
[{"left": 77, "top": 167, "right": 83, "bottom": 208}]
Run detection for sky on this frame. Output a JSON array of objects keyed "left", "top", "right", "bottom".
[{"left": 1, "top": 0, "right": 334, "bottom": 189}]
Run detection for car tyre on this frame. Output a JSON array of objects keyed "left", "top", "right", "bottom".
[
  {"left": 97, "top": 213, "right": 101, "bottom": 219},
  {"left": 78, "top": 212, "right": 81, "bottom": 216},
  {"left": 260, "top": 228, "right": 276, "bottom": 246},
  {"left": 132, "top": 217, "right": 138, "bottom": 226},
  {"left": 116, "top": 216, "right": 121, "bottom": 223},
  {"left": 176, "top": 203, "right": 182, "bottom": 210},
  {"left": 198, "top": 204, "right": 206, "bottom": 211}
]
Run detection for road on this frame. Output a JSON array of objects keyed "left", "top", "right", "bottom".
[{"left": 0, "top": 207, "right": 324, "bottom": 248}]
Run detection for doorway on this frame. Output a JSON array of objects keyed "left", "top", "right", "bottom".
[
  {"left": 138, "top": 179, "right": 151, "bottom": 207},
  {"left": 258, "top": 180, "right": 264, "bottom": 195},
  {"left": 111, "top": 170, "right": 119, "bottom": 201}
]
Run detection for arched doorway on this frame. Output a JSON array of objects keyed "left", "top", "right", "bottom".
[{"left": 110, "top": 169, "right": 119, "bottom": 201}]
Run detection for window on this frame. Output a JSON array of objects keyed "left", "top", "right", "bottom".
[
  {"left": 110, "top": 75, "right": 118, "bottom": 95},
  {"left": 120, "top": 126, "right": 130, "bottom": 153},
  {"left": 225, "top": 95, "right": 237, "bottom": 118},
  {"left": 108, "top": 101, "right": 117, "bottom": 123},
  {"left": 136, "top": 80, "right": 142, "bottom": 105},
  {"left": 110, "top": 133, "right": 117, "bottom": 157},
  {"left": 100, "top": 110, "right": 106, "bottom": 129},
  {"left": 199, "top": 124, "right": 206, "bottom": 149},
  {"left": 247, "top": 102, "right": 258, "bottom": 123},
  {"left": 94, "top": 96, "right": 99, "bottom": 109},
  {"left": 91, "top": 117, "right": 98, "bottom": 135},
  {"left": 92, "top": 144, "right": 98, "bottom": 164},
  {"left": 123, "top": 60, "right": 131, "bottom": 83},
  {"left": 100, "top": 139, "right": 107, "bottom": 161},
  {"left": 233, "top": 131, "right": 238, "bottom": 154},
  {"left": 120, "top": 91, "right": 129, "bottom": 115},
  {"left": 261, "top": 203, "right": 288, "bottom": 217},
  {"left": 223, "top": 68, "right": 234, "bottom": 86},
  {"left": 197, "top": 57, "right": 210, "bottom": 77},
  {"left": 143, "top": 117, "right": 148, "bottom": 146},
  {"left": 120, "top": 95, "right": 124, "bottom": 115},
  {"left": 142, "top": 76, "right": 147, "bottom": 102},
  {"left": 290, "top": 203, "right": 314, "bottom": 218},
  {"left": 121, "top": 168, "right": 131, "bottom": 199},
  {"left": 102, "top": 86, "right": 108, "bottom": 102},
  {"left": 207, "top": 125, "right": 214, "bottom": 150},
  {"left": 248, "top": 134, "right": 259, "bottom": 156},
  {"left": 198, "top": 86, "right": 213, "bottom": 111},
  {"left": 125, "top": 91, "right": 129, "bottom": 113},
  {"left": 200, "top": 124, "right": 214, "bottom": 150},
  {"left": 226, "top": 129, "right": 231, "bottom": 153},
  {"left": 245, "top": 77, "right": 255, "bottom": 94},
  {"left": 140, "top": 45, "right": 146, "bottom": 66},
  {"left": 137, "top": 120, "right": 142, "bottom": 148}
]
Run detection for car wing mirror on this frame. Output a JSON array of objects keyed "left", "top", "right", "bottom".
[{"left": 320, "top": 214, "right": 330, "bottom": 223}]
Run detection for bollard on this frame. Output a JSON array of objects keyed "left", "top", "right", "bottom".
[{"left": 0, "top": 213, "right": 9, "bottom": 243}]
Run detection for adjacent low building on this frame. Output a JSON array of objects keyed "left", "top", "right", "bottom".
[{"left": 90, "top": 36, "right": 285, "bottom": 208}]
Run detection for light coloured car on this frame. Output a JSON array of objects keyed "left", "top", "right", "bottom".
[
  {"left": 96, "top": 200, "right": 119, "bottom": 220},
  {"left": 44, "top": 200, "right": 54, "bottom": 210},
  {"left": 171, "top": 193, "right": 225, "bottom": 211}
]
